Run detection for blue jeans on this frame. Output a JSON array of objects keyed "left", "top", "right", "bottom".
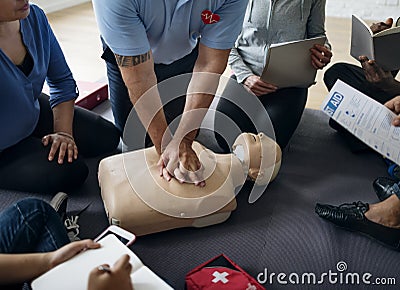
[
  {"left": 101, "top": 38, "right": 198, "bottom": 135},
  {"left": 0, "top": 198, "right": 69, "bottom": 254}
]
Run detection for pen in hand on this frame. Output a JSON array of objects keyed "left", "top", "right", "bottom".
[{"left": 97, "top": 265, "right": 112, "bottom": 273}]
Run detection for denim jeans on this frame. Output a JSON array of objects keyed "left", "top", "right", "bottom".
[
  {"left": 0, "top": 198, "right": 69, "bottom": 254},
  {"left": 100, "top": 38, "right": 199, "bottom": 136}
]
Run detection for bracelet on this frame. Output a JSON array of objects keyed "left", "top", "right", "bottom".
[{"left": 56, "top": 131, "right": 75, "bottom": 141}]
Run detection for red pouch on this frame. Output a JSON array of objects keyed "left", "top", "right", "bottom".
[{"left": 185, "top": 254, "right": 265, "bottom": 290}]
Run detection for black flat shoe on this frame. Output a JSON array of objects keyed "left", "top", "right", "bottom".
[
  {"left": 373, "top": 177, "right": 399, "bottom": 201},
  {"left": 315, "top": 201, "right": 400, "bottom": 250}
]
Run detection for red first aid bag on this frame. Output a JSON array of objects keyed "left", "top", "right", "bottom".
[{"left": 185, "top": 254, "right": 265, "bottom": 290}]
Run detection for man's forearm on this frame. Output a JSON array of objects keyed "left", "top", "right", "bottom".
[
  {"left": 116, "top": 51, "right": 170, "bottom": 153},
  {"left": 131, "top": 83, "right": 171, "bottom": 153},
  {"left": 174, "top": 73, "right": 220, "bottom": 144},
  {"left": 127, "top": 83, "right": 170, "bottom": 153},
  {"left": 173, "top": 44, "right": 230, "bottom": 144},
  {"left": 174, "top": 92, "right": 215, "bottom": 144}
]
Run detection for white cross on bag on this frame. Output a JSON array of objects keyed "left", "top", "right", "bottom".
[{"left": 212, "top": 271, "right": 229, "bottom": 284}]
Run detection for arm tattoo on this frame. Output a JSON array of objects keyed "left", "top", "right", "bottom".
[{"left": 114, "top": 51, "right": 151, "bottom": 67}]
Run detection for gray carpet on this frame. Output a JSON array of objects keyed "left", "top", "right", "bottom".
[{"left": 1, "top": 108, "right": 399, "bottom": 289}]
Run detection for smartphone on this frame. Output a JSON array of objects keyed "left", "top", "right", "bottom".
[{"left": 94, "top": 225, "right": 136, "bottom": 246}]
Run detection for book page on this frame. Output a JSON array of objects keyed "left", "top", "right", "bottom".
[
  {"left": 321, "top": 80, "right": 400, "bottom": 165},
  {"left": 131, "top": 266, "right": 174, "bottom": 290},
  {"left": 31, "top": 234, "right": 172, "bottom": 290},
  {"left": 260, "top": 36, "right": 326, "bottom": 88},
  {"left": 350, "top": 15, "right": 374, "bottom": 61}
]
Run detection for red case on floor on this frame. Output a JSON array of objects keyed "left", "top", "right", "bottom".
[
  {"left": 42, "top": 81, "right": 108, "bottom": 110},
  {"left": 75, "top": 81, "right": 108, "bottom": 110},
  {"left": 185, "top": 254, "right": 265, "bottom": 290}
]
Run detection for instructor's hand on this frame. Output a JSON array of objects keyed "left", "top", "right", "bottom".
[{"left": 157, "top": 137, "right": 205, "bottom": 187}]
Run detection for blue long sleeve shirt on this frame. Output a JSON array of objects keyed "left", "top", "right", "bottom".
[{"left": 0, "top": 4, "right": 77, "bottom": 150}]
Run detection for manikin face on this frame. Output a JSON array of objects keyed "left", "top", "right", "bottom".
[
  {"left": 232, "top": 132, "right": 281, "bottom": 185},
  {"left": 232, "top": 132, "right": 263, "bottom": 179},
  {"left": 234, "top": 133, "right": 262, "bottom": 167},
  {"left": 0, "top": 0, "right": 30, "bottom": 22}
]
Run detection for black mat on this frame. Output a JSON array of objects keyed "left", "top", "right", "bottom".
[{"left": 1, "top": 108, "right": 399, "bottom": 289}]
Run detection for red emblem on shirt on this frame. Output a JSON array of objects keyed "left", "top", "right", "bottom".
[{"left": 201, "top": 10, "right": 220, "bottom": 24}]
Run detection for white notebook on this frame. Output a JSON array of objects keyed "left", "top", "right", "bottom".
[
  {"left": 260, "top": 36, "right": 326, "bottom": 88},
  {"left": 31, "top": 234, "right": 173, "bottom": 290}
]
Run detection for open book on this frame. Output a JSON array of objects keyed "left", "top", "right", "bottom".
[
  {"left": 260, "top": 36, "right": 326, "bottom": 88},
  {"left": 350, "top": 15, "right": 400, "bottom": 71},
  {"left": 31, "top": 234, "right": 173, "bottom": 290},
  {"left": 321, "top": 79, "right": 400, "bottom": 165}
]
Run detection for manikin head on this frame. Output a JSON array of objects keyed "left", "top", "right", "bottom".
[{"left": 232, "top": 132, "right": 282, "bottom": 185}]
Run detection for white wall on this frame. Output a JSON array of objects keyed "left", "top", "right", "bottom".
[
  {"left": 32, "top": 0, "right": 90, "bottom": 14},
  {"left": 326, "top": 0, "right": 400, "bottom": 20}
]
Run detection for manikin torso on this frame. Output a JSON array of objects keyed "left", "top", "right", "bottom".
[{"left": 98, "top": 141, "right": 248, "bottom": 236}]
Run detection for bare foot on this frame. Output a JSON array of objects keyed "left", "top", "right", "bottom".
[{"left": 365, "top": 195, "right": 400, "bottom": 228}]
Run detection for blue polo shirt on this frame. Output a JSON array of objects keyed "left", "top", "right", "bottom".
[
  {"left": 0, "top": 4, "right": 77, "bottom": 150},
  {"left": 92, "top": 0, "right": 247, "bottom": 64}
]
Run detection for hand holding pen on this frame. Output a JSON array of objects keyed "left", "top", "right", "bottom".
[{"left": 88, "top": 254, "right": 134, "bottom": 290}]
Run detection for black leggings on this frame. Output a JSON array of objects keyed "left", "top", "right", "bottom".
[
  {"left": 0, "top": 94, "right": 120, "bottom": 194},
  {"left": 214, "top": 76, "right": 308, "bottom": 152},
  {"left": 324, "top": 62, "right": 394, "bottom": 104}
]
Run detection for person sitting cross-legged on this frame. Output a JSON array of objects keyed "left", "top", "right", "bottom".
[
  {"left": 315, "top": 94, "right": 400, "bottom": 250},
  {"left": 0, "top": 2, "right": 120, "bottom": 194}
]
